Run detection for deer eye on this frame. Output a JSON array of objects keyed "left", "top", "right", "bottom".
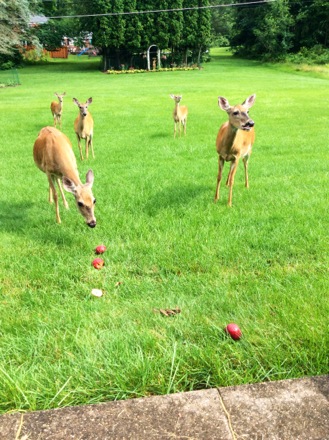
[
  {"left": 233, "top": 111, "right": 239, "bottom": 116},
  {"left": 78, "top": 201, "right": 84, "bottom": 207},
  {"left": 93, "top": 199, "right": 96, "bottom": 204}
]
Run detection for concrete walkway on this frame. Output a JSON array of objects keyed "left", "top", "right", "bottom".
[{"left": 1, "top": 375, "right": 328, "bottom": 439}]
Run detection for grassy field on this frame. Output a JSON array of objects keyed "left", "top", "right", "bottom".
[{"left": 0, "top": 48, "right": 328, "bottom": 414}]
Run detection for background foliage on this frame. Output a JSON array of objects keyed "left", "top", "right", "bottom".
[{"left": 1, "top": 1, "right": 328, "bottom": 69}]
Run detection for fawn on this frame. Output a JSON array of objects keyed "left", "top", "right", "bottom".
[
  {"left": 170, "top": 94, "right": 188, "bottom": 138},
  {"left": 50, "top": 92, "right": 66, "bottom": 129},
  {"left": 73, "top": 97, "right": 94, "bottom": 160}
]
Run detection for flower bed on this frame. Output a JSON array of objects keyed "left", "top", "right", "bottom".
[{"left": 106, "top": 66, "right": 202, "bottom": 74}]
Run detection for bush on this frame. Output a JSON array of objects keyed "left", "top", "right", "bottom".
[
  {"left": 285, "top": 46, "right": 329, "bottom": 65},
  {"left": 0, "top": 49, "right": 23, "bottom": 70},
  {"left": 22, "top": 48, "right": 51, "bottom": 64}
]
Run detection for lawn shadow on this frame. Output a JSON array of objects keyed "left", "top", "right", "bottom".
[
  {"left": 144, "top": 183, "right": 210, "bottom": 216},
  {"left": 0, "top": 201, "right": 33, "bottom": 232},
  {"left": 0, "top": 200, "right": 76, "bottom": 247},
  {"left": 149, "top": 131, "right": 171, "bottom": 139}
]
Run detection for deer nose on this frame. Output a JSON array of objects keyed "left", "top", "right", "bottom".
[
  {"left": 247, "top": 120, "right": 255, "bottom": 127},
  {"left": 87, "top": 220, "right": 96, "bottom": 228}
]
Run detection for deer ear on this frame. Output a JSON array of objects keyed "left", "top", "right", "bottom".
[
  {"left": 218, "top": 97, "right": 230, "bottom": 111},
  {"left": 242, "top": 94, "right": 256, "bottom": 108},
  {"left": 87, "top": 97, "right": 93, "bottom": 105},
  {"left": 170, "top": 94, "right": 175, "bottom": 99},
  {"left": 72, "top": 98, "right": 79, "bottom": 106},
  {"left": 62, "top": 176, "right": 77, "bottom": 194},
  {"left": 85, "top": 169, "right": 94, "bottom": 187}
]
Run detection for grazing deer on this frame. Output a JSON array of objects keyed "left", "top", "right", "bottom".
[
  {"left": 50, "top": 92, "right": 66, "bottom": 129},
  {"left": 33, "top": 126, "right": 97, "bottom": 227},
  {"left": 214, "top": 94, "right": 256, "bottom": 207},
  {"left": 170, "top": 94, "right": 188, "bottom": 138},
  {"left": 73, "top": 97, "right": 94, "bottom": 160}
]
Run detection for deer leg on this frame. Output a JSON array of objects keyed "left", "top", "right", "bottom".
[
  {"left": 76, "top": 134, "right": 84, "bottom": 160},
  {"left": 184, "top": 118, "right": 187, "bottom": 135},
  {"left": 85, "top": 138, "right": 89, "bottom": 160},
  {"left": 90, "top": 136, "right": 95, "bottom": 159},
  {"left": 56, "top": 177, "right": 69, "bottom": 209},
  {"left": 214, "top": 156, "right": 225, "bottom": 202},
  {"left": 227, "top": 160, "right": 239, "bottom": 207},
  {"left": 49, "top": 185, "right": 53, "bottom": 203},
  {"left": 47, "top": 174, "right": 61, "bottom": 223},
  {"left": 243, "top": 155, "right": 249, "bottom": 188},
  {"left": 174, "top": 122, "right": 177, "bottom": 138}
]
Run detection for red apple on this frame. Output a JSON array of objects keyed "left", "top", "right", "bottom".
[
  {"left": 225, "top": 323, "right": 242, "bottom": 340},
  {"left": 92, "top": 258, "right": 104, "bottom": 270},
  {"left": 95, "top": 244, "right": 107, "bottom": 254}
]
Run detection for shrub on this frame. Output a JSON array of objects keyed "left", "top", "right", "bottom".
[
  {"left": 285, "top": 46, "right": 329, "bottom": 65},
  {"left": 22, "top": 48, "right": 51, "bottom": 64}
]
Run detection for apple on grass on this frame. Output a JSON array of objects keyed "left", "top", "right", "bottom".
[
  {"left": 225, "top": 323, "right": 242, "bottom": 340},
  {"left": 95, "top": 244, "right": 106, "bottom": 254},
  {"left": 92, "top": 258, "right": 104, "bottom": 270}
]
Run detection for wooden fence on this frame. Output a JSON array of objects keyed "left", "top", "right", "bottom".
[{"left": 50, "top": 47, "right": 68, "bottom": 59}]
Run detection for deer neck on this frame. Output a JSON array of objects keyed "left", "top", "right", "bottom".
[
  {"left": 174, "top": 103, "right": 180, "bottom": 116},
  {"left": 60, "top": 163, "right": 81, "bottom": 187},
  {"left": 226, "top": 123, "right": 240, "bottom": 144}
]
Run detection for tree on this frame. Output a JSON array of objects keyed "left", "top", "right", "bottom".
[
  {"left": 73, "top": 0, "right": 212, "bottom": 69},
  {"left": 230, "top": 0, "right": 293, "bottom": 60},
  {"left": 181, "top": 0, "right": 211, "bottom": 65},
  {"left": 209, "top": 0, "right": 234, "bottom": 47},
  {"left": 33, "top": 19, "right": 77, "bottom": 52},
  {"left": 290, "top": 0, "right": 329, "bottom": 50},
  {"left": 0, "top": 0, "right": 39, "bottom": 55}
]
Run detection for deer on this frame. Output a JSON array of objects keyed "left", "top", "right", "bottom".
[
  {"left": 33, "top": 126, "right": 97, "bottom": 227},
  {"left": 170, "top": 94, "right": 188, "bottom": 138},
  {"left": 214, "top": 94, "right": 256, "bottom": 207},
  {"left": 73, "top": 97, "right": 94, "bottom": 160},
  {"left": 50, "top": 92, "right": 66, "bottom": 129}
]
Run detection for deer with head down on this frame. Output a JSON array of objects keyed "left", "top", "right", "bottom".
[
  {"left": 33, "top": 126, "right": 97, "bottom": 227},
  {"left": 50, "top": 92, "right": 66, "bottom": 129},
  {"left": 214, "top": 94, "right": 256, "bottom": 207},
  {"left": 73, "top": 97, "right": 94, "bottom": 160}
]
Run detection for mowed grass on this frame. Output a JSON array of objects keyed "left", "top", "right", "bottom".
[{"left": 0, "top": 48, "right": 328, "bottom": 413}]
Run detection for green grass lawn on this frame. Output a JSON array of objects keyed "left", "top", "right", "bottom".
[{"left": 0, "top": 49, "right": 328, "bottom": 414}]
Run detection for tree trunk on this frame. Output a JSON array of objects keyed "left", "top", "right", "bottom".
[
  {"left": 102, "top": 47, "right": 110, "bottom": 71},
  {"left": 197, "top": 46, "right": 202, "bottom": 66}
]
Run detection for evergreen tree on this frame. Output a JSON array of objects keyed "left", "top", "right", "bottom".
[
  {"left": 167, "top": 0, "right": 184, "bottom": 63},
  {"left": 195, "top": 0, "right": 211, "bottom": 64},
  {"left": 181, "top": 0, "right": 211, "bottom": 65}
]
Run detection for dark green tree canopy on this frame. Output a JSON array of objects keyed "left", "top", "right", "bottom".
[{"left": 4, "top": 0, "right": 327, "bottom": 68}]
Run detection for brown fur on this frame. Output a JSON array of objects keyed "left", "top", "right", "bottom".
[
  {"left": 33, "top": 126, "right": 96, "bottom": 227},
  {"left": 214, "top": 94, "right": 256, "bottom": 206}
]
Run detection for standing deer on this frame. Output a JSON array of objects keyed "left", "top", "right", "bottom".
[
  {"left": 170, "top": 94, "right": 188, "bottom": 138},
  {"left": 73, "top": 97, "right": 94, "bottom": 160},
  {"left": 33, "top": 126, "right": 97, "bottom": 227},
  {"left": 214, "top": 94, "right": 256, "bottom": 207},
  {"left": 50, "top": 92, "right": 66, "bottom": 129}
]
